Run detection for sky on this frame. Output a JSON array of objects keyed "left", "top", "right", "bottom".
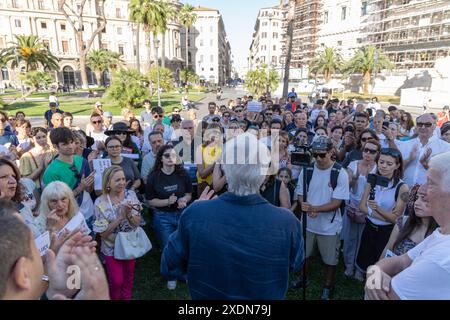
[{"left": 185, "top": 0, "right": 279, "bottom": 72}]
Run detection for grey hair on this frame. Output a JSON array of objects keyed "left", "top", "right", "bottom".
[
  {"left": 221, "top": 133, "right": 271, "bottom": 196},
  {"left": 40, "top": 181, "right": 79, "bottom": 225},
  {"left": 429, "top": 151, "right": 450, "bottom": 193}
]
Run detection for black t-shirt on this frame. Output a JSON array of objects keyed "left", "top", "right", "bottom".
[{"left": 145, "top": 169, "right": 193, "bottom": 212}]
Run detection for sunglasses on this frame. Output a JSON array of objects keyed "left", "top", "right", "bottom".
[
  {"left": 360, "top": 137, "right": 373, "bottom": 143},
  {"left": 70, "top": 165, "right": 82, "bottom": 180},
  {"left": 154, "top": 114, "right": 164, "bottom": 119},
  {"left": 212, "top": 119, "right": 221, "bottom": 122},
  {"left": 92, "top": 120, "right": 102, "bottom": 124},
  {"left": 235, "top": 109, "right": 243, "bottom": 113},
  {"left": 380, "top": 148, "right": 402, "bottom": 158},
  {"left": 363, "top": 148, "right": 378, "bottom": 155},
  {"left": 416, "top": 122, "right": 433, "bottom": 128},
  {"left": 312, "top": 153, "right": 327, "bottom": 159},
  {"left": 8, "top": 117, "right": 16, "bottom": 121},
  {"left": 265, "top": 113, "right": 273, "bottom": 116}
]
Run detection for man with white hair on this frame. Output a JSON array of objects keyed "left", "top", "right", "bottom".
[
  {"left": 398, "top": 113, "right": 450, "bottom": 187},
  {"left": 365, "top": 151, "right": 450, "bottom": 300},
  {"left": 161, "top": 133, "right": 304, "bottom": 299}
]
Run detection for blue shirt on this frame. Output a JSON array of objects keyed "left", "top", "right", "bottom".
[{"left": 161, "top": 192, "right": 304, "bottom": 300}]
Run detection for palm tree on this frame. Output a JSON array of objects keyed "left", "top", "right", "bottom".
[
  {"left": 180, "top": 67, "right": 198, "bottom": 93},
  {"left": 179, "top": 3, "right": 197, "bottom": 69},
  {"left": 87, "top": 49, "right": 107, "bottom": 86},
  {"left": 344, "top": 45, "right": 394, "bottom": 95},
  {"left": 245, "top": 64, "right": 280, "bottom": 96},
  {"left": 0, "top": 35, "right": 59, "bottom": 71},
  {"left": 129, "top": 0, "right": 144, "bottom": 72},
  {"left": 154, "top": 1, "right": 175, "bottom": 69},
  {"left": 129, "top": 0, "right": 171, "bottom": 72},
  {"left": 309, "top": 47, "right": 343, "bottom": 83},
  {"left": 87, "top": 50, "right": 124, "bottom": 86}
]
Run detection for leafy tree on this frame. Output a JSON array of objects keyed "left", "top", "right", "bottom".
[
  {"left": 309, "top": 47, "right": 344, "bottom": 82},
  {"left": 87, "top": 49, "right": 124, "bottom": 86},
  {"left": 0, "top": 35, "right": 59, "bottom": 71},
  {"left": 344, "top": 45, "right": 394, "bottom": 95},
  {"left": 245, "top": 64, "right": 280, "bottom": 96},
  {"left": 22, "top": 71, "right": 53, "bottom": 91},
  {"left": 180, "top": 67, "right": 198, "bottom": 93},
  {"left": 147, "top": 66, "right": 174, "bottom": 96},
  {"left": 106, "top": 69, "right": 148, "bottom": 109}
]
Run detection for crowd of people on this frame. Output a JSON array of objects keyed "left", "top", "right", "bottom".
[{"left": 0, "top": 89, "right": 450, "bottom": 300}]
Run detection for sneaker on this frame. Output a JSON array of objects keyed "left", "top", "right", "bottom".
[
  {"left": 344, "top": 267, "right": 354, "bottom": 278},
  {"left": 321, "top": 286, "right": 334, "bottom": 300},
  {"left": 353, "top": 270, "right": 365, "bottom": 282},
  {"left": 289, "top": 277, "right": 310, "bottom": 290},
  {"left": 167, "top": 280, "right": 177, "bottom": 290}
]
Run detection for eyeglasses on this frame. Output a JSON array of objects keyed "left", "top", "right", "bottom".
[
  {"left": 380, "top": 148, "right": 402, "bottom": 158},
  {"left": 363, "top": 148, "right": 378, "bottom": 155},
  {"left": 312, "top": 153, "right": 327, "bottom": 159},
  {"left": 416, "top": 122, "right": 433, "bottom": 128},
  {"left": 8, "top": 117, "right": 16, "bottom": 121},
  {"left": 69, "top": 165, "right": 82, "bottom": 180},
  {"left": 154, "top": 114, "right": 164, "bottom": 119},
  {"left": 92, "top": 120, "right": 102, "bottom": 124}
]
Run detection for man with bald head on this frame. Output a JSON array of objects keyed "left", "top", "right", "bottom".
[
  {"left": 51, "top": 112, "right": 64, "bottom": 129},
  {"left": 398, "top": 113, "right": 450, "bottom": 187}
]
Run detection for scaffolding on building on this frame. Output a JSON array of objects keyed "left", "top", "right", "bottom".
[
  {"left": 282, "top": 0, "right": 323, "bottom": 69},
  {"left": 364, "top": 0, "right": 450, "bottom": 69}
]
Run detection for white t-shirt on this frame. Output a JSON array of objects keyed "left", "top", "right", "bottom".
[
  {"left": 397, "top": 137, "right": 450, "bottom": 187},
  {"left": 295, "top": 164, "right": 349, "bottom": 235},
  {"left": 347, "top": 161, "right": 377, "bottom": 208},
  {"left": 391, "top": 229, "right": 450, "bottom": 300},
  {"left": 89, "top": 130, "right": 108, "bottom": 142}
]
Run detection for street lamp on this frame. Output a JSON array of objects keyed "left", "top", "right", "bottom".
[{"left": 154, "top": 38, "right": 161, "bottom": 107}]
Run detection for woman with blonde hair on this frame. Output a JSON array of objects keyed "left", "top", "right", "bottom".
[{"left": 93, "top": 165, "right": 142, "bottom": 300}]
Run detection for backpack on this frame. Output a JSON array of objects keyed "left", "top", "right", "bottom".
[{"left": 304, "top": 162, "right": 344, "bottom": 223}]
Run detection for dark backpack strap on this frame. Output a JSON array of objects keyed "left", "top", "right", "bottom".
[
  {"left": 330, "top": 162, "right": 342, "bottom": 190},
  {"left": 395, "top": 182, "right": 405, "bottom": 201}
]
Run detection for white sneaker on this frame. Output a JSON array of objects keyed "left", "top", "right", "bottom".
[{"left": 167, "top": 280, "right": 177, "bottom": 290}]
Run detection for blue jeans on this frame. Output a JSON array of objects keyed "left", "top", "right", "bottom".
[
  {"left": 153, "top": 209, "right": 182, "bottom": 252},
  {"left": 153, "top": 209, "right": 182, "bottom": 281}
]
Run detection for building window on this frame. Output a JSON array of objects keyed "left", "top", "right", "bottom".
[
  {"left": 273, "top": 45, "right": 276, "bottom": 51},
  {"left": 361, "top": 1, "right": 368, "bottom": 16},
  {"left": 82, "top": 41, "right": 86, "bottom": 50},
  {"left": 12, "top": 0, "right": 19, "bottom": 8},
  {"left": 118, "top": 45, "right": 124, "bottom": 55},
  {"left": 210, "top": 68, "right": 214, "bottom": 71},
  {"left": 116, "top": 8, "right": 121, "bottom": 19},
  {"left": 273, "top": 22, "right": 278, "bottom": 27},
  {"left": 61, "top": 23, "right": 66, "bottom": 31},
  {"left": 210, "top": 55, "right": 214, "bottom": 63},
  {"left": 262, "top": 32, "right": 267, "bottom": 38},
  {"left": 101, "top": 43, "right": 108, "bottom": 50},
  {"left": 200, "top": 39, "right": 203, "bottom": 46},
  {"left": 272, "top": 56, "right": 277, "bottom": 64},
  {"left": 62, "top": 40, "right": 69, "bottom": 53},
  {"left": 273, "top": 32, "right": 278, "bottom": 39},
  {"left": 262, "top": 22, "right": 268, "bottom": 26},
  {"left": 133, "top": 46, "right": 136, "bottom": 56},
  {"left": 357, "top": 38, "right": 363, "bottom": 44},
  {"left": 41, "top": 22, "right": 47, "bottom": 29},
  {"left": 200, "top": 55, "right": 204, "bottom": 63},
  {"left": 210, "top": 39, "right": 213, "bottom": 46},
  {"left": 341, "top": 6, "right": 347, "bottom": 21},
  {"left": 210, "top": 26, "right": 213, "bottom": 32},
  {"left": 1, "top": 67, "right": 9, "bottom": 81},
  {"left": 117, "top": 27, "right": 122, "bottom": 35},
  {"left": 188, "top": 38, "right": 191, "bottom": 47},
  {"left": 14, "top": 19, "right": 21, "bottom": 28},
  {"left": 324, "top": 11, "right": 329, "bottom": 24},
  {"left": 38, "top": 0, "right": 44, "bottom": 10},
  {"left": 337, "top": 40, "right": 342, "bottom": 46}
]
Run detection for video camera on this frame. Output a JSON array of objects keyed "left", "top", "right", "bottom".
[
  {"left": 367, "top": 174, "right": 390, "bottom": 200},
  {"left": 291, "top": 144, "right": 312, "bottom": 166}
]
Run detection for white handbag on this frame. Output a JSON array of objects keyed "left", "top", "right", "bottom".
[
  {"left": 105, "top": 195, "right": 152, "bottom": 260},
  {"left": 114, "top": 226, "right": 152, "bottom": 260}
]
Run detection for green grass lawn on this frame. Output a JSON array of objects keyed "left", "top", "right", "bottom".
[
  {"left": 1, "top": 91, "right": 207, "bottom": 117},
  {"left": 132, "top": 210, "right": 364, "bottom": 300},
  {"left": 299, "top": 92, "right": 401, "bottom": 105}
]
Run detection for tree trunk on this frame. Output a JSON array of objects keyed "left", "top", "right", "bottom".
[
  {"left": 147, "top": 32, "right": 152, "bottom": 72},
  {"left": 185, "top": 25, "right": 189, "bottom": 68},
  {"left": 136, "top": 23, "right": 141, "bottom": 72},
  {"left": 161, "top": 33, "right": 166, "bottom": 69},
  {"left": 282, "top": 9, "right": 294, "bottom": 98},
  {"left": 325, "top": 70, "right": 331, "bottom": 83},
  {"left": 95, "top": 70, "right": 102, "bottom": 86},
  {"left": 363, "top": 70, "right": 371, "bottom": 95}
]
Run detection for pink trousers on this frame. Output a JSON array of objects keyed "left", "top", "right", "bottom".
[{"left": 104, "top": 256, "right": 136, "bottom": 300}]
